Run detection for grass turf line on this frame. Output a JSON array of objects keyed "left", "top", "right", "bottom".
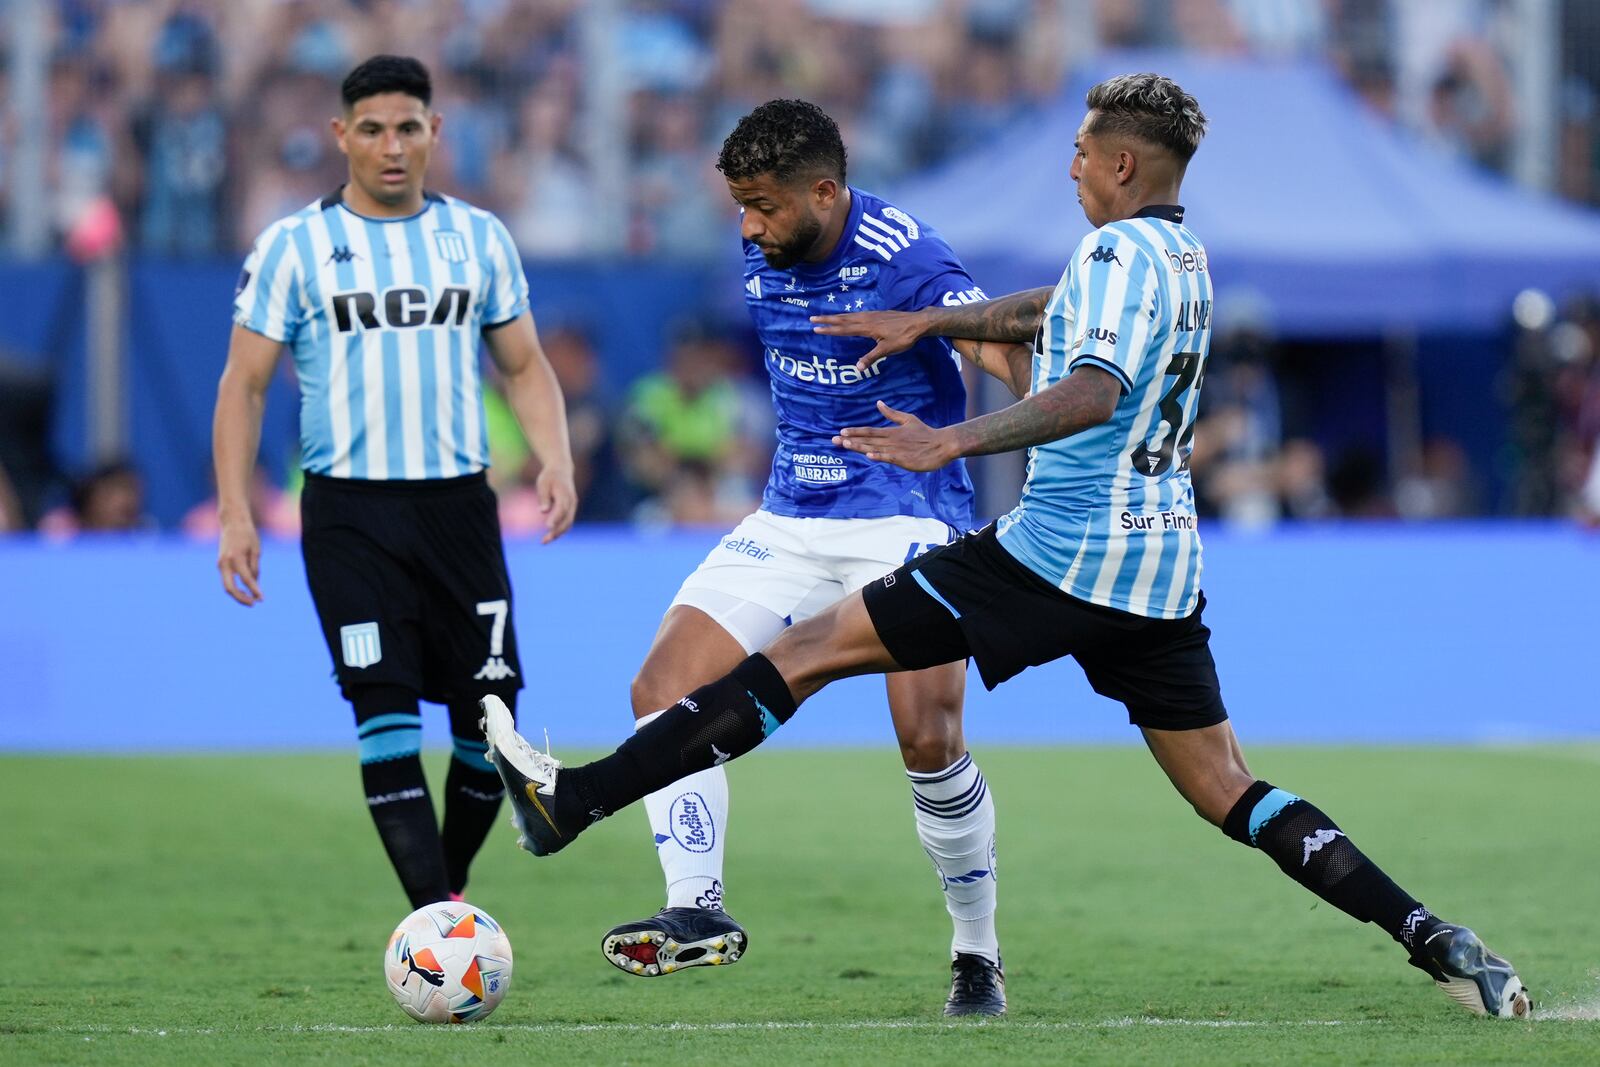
[{"left": 2, "top": 746, "right": 1596, "bottom": 1066}]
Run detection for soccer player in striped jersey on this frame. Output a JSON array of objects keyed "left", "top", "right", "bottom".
[
  {"left": 483, "top": 74, "right": 1529, "bottom": 1019},
  {"left": 213, "top": 55, "right": 576, "bottom": 910}
]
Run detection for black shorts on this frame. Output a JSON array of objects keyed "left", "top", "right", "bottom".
[
  {"left": 300, "top": 471, "right": 523, "bottom": 705},
  {"left": 862, "top": 524, "right": 1226, "bottom": 731}
]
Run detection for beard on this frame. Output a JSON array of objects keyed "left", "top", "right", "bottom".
[{"left": 758, "top": 211, "right": 824, "bottom": 270}]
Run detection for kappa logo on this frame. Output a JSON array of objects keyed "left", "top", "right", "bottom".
[
  {"left": 1084, "top": 244, "right": 1123, "bottom": 266},
  {"left": 326, "top": 246, "right": 362, "bottom": 265},
  {"left": 711, "top": 744, "right": 730, "bottom": 766},
  {"left": 473, "top": 656, "right": 517, "bottom": 681},
  {"left": 1301, "top": 828, "right": 1346, "bottom": 866}
]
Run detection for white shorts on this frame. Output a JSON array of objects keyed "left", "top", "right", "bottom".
[{"left": 670, "top": 510, "right": 960, "bottom": 653}]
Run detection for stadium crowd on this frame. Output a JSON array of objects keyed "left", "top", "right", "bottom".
[{"left": 1, "top": 0, "right": 1599, "bottom": 534}]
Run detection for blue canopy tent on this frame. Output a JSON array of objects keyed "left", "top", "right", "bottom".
[{"left": 892, "top": 53, "right": 1600, "bottom": 336}]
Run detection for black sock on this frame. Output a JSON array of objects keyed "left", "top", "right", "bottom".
[
  {"left": 355, "top": 687, "right": 449, "bottom": 908},
  {"left": 561, "top": 653, "right": 797, "bottom": 822},
  {"left": 362, "top": 755, "right": 451, "bottom": 907},
  {"left": 1222, "top": 780, "right": 1440, "bottom": 952},
  {"left": 440, "top": 698, "right": 509, "bottom": 895}
]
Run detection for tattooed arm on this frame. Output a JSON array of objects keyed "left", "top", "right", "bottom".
[
  {"left": 811, "top": 286, "right": 1054, "bottom": 371},
  {"left": 953, "top": 338, "right": 1034, "bottom": 399},
  {"left": 833, "top": 366, "right": 1122, "bottom": 472}
]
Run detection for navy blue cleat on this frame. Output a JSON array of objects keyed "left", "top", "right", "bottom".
[
  {"left": 479, "top": 695, "right": 580, "bottom": 856},
  {"left": 601, "top": 907, "right": 748, "bottom": 977},
  {"left": 1409, "top": 924, "right": 1531, "bottom": 1018},
  {"left": 945, "top": 953, "right": 1006, "bottom": 1017}
]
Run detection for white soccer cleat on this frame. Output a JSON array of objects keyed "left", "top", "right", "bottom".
[
  {"left": 1411, "top": 924, "right": 1532, "bottom": 1019},
  {"left": 478, "top": 695, "right": 572, "bottom": 856}
]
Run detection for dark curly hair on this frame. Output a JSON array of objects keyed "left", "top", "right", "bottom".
[
  {"left": 1084, "top": 73, "right": 1207, "bottom": 164},
  {"left": 716, "top": 99, "right": 847, "bottom": 185},
  {"left": 341, "top": 55, "right": 432, "bottom": 110}
]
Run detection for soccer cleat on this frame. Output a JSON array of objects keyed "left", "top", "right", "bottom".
[
  {"left": 600, "top": 907, "right": 748, "bottom": 978},
  {"left": 479, "top": 695, "right": 575, "bottom": 857},
  {"left": 944, "top": 952, "right": 1006, "bottom": 1017},
  {"left": 1409, "top": 924, "right": 1531, "bottom": 1018}
]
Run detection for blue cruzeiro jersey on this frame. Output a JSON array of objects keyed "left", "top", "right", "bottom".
[
  {"left": 233, "top": 189, "right": 529, "bottom": 480},
  {"left": 745, "top": 188, "right": 979, "bottom": 529},
  {"left": 996, "top": 206, "right": 1214, "bottom": 619}
]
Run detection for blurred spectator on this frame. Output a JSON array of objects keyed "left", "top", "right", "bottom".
[
  {"left": 0, "top": 462, "right": 24, "bottom": 534},
  {"left": 1326, "top": 447, "right": 1395, "bottom": 518},
  {"left": 619, "top": 321, "right": 762, "bottom": 517},
  {"left": 491, "top": 324, "right": 632, "bottom": 535},
  {"left": 1394, "top": 436, "right": 1479, "bottom": 519},
  {"left": 39, "top": 460, "right": 154, "bottom": 536},
  {"left": 496, "top": 77, "right": 599, "bottom": 257},
  {"left": 132, "top": 13, "right": 228, "bottom": 255}
]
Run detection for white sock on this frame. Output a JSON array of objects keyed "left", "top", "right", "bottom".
[
  {"left": 908, "top": 753, "right": 999, "bottom": 963},
  {"left": 638, "top": 710, "right": 729, "bottom": 910}
]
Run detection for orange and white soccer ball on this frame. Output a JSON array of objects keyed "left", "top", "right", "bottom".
[{"left": 384, "top": 902, "right": 513, "bottom": 1023}]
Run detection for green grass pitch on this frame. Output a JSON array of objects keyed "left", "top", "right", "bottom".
[{"left": 3, "top": 745, "right": 1596, "bottom": 1065}]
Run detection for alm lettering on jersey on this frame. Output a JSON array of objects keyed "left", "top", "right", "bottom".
[
  {"left": 331, "top": 286, "right": 471, "bottom": 333},
  {"left": 769, "top": 349, "right": 884, "bottom": 385},
  {"left": 1120, "top": 509, "right": 1196, "bottom": 531},
  {"left": 792, "top": 453, "right": 848, "bottom": 485}
]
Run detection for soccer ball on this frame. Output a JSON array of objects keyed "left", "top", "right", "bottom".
[{"left": 383, "top": 901, "right": 513, "bottom": 1023}]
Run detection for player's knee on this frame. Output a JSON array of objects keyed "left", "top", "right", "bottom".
[
  {"left": 630, "top": 667, "right": 677, "bottom": 720},
  {"left": 897, "top": 728, "right": 963, "bottom": 773}
]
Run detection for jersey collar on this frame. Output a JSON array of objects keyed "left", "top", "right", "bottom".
[
  {"left": 1133, "top": 204, "right": 1185, "bottom": 223},
  {"left": 321, "top": 186, "right": 443, "bottom": 222}
]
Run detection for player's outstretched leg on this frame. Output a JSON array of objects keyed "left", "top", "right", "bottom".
[
  {"left": 480, "top": 694, "right": 575, "bottom": 856},
  {"left": 1146, "top": 722, "right": 1530, "bottom": 1018},
  {"left": 1221, "top": 780, "right": 1531, "bottom": 1018},
  {"left": 479, "top": 651, "right": 801, "bottom": 856}
]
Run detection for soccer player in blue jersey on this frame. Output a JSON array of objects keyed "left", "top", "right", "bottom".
[
  {"left": 212, "top": 55, "right": 577, "bottom": 909},
  {"left": 591, "top": 100, "right": 1026, "bottom": 1015},
  {"left": 484, "top": 75, "right": 1530, "bottom": 1018}
]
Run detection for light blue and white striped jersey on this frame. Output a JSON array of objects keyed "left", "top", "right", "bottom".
[
  {"left": 995, "top": 205, "right": 1213, "bottom": 619},
  {"left": 233, "top": 189, "right": 529, "bottom": 480}
]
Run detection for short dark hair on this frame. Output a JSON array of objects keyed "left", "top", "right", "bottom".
[
  {"left": 1084, "top": 73, "right": 1207, "bottom": 164},
  {"left": 716, "top": 99, "right": 847, "bottom": 185},
  {"left": 341, "top": 55, "right": 431, "bottom": 110}
]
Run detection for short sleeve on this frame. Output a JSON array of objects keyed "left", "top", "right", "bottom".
[
  {"left": 232, "top": 225, "right": 304, "bottom": 343},
  {"left": 1064, "top": 228, "right": 1160, "bottom": 393},
  {"left": 482, "top": 214, "right": 530, "bottom": 329},
  {"left": 881, "top": 235, "right": 986, "bottom": 313}
]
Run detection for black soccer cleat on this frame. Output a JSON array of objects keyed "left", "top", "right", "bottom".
[
  {"left": 601, "top": 907, "right": 748, "bottom": 977},
  {"left": 1408, "top": 924, "right": 1531, "bottom": 1018},
  {"left": 479, "top": 695, "right": 582, "bottom": 856},
  {"left": 944, "top": 952, "right": 1006, "bottom": 1017}
]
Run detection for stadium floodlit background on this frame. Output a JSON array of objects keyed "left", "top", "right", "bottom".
[{"left": 1, "top": 1, "right": 1598, "bottom": 1062}]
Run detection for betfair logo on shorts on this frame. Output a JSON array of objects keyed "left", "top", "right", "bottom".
[
  {"left": 341, "top": 622, "right": 382, "bottom": 669},
  {"left": 721, "top": 536, "right": 773, "bottom": 561}
]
